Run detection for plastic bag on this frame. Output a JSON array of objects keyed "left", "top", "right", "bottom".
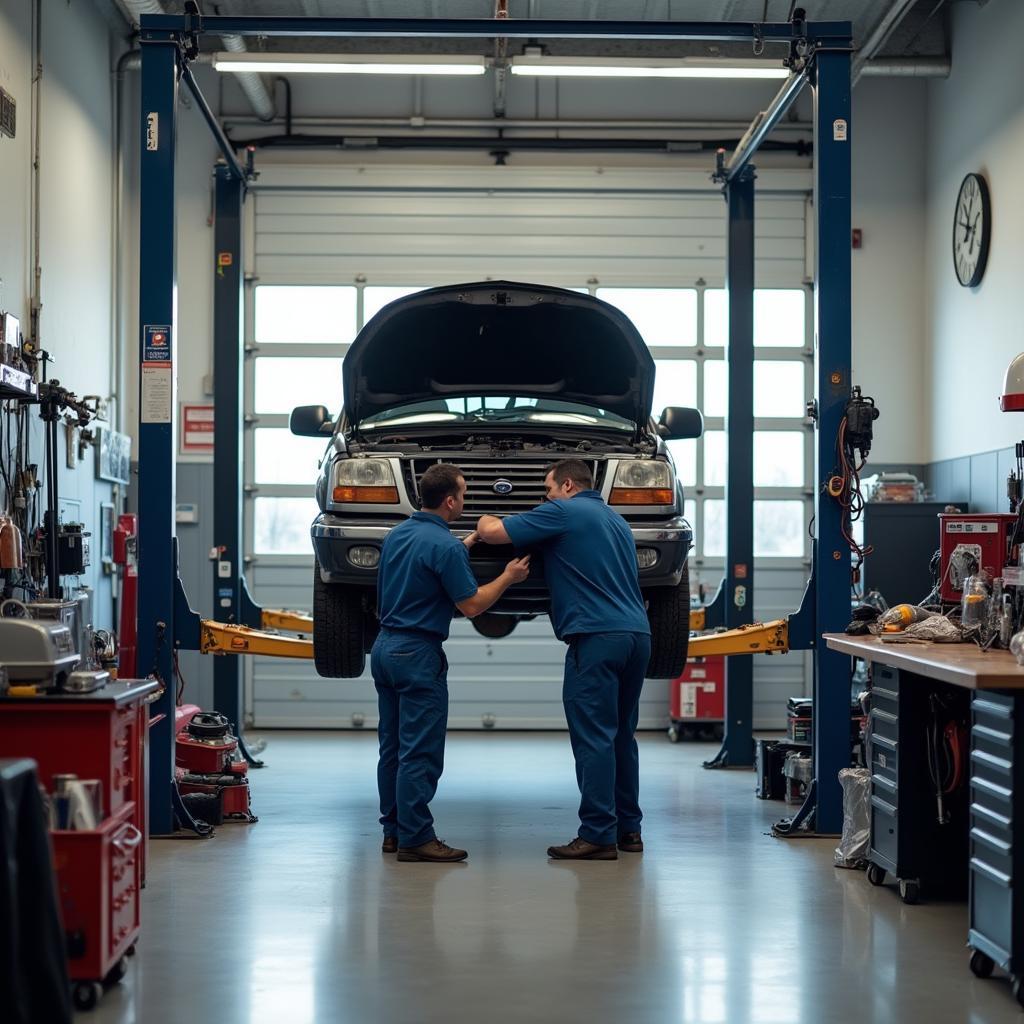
[
  {"left": 877, "top": 604, "right": 936, "bottom": 629},
  {"left": 879, "top": 615, "right": 966, "bottom": 644},
  {"left": 834, "top": 767, "right": 871, "bottom": 869}
]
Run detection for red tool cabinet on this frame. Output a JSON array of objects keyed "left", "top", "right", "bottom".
[
  {"left": 0, "top": 680, "right": 157, "bottom": 1011},
  {"left": 51, "top": 802, "right": 142, "bottom": 1008},
  {"left": 668, "top": 655, "right": 726, "bottom": 741}
]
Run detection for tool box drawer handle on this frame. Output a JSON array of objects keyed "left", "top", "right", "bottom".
[{"left": 113, "top": 823, "right": 143, "bottom": 853}]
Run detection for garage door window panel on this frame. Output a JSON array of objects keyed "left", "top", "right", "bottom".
[
  {"left": 253, "top": 356, "right": 344, "bottom": 415},
  {"left": 254, "top": 285, "right": 357, "bottom": 345},
  {"left": 597, "top": 288, "right": 697, "bottom": 348}
]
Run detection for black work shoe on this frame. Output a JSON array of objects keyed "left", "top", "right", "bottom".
[
  {"left": 547, "top": 837, "right": 618, "bottom": 860},
  {"left": 618, "top": 832, "right": 644, "bottom": 853},
  {"left": 397, "top": 838, "right": 468, "bottom": 863},
  {"left": 382, "top": 836, "right": 398, "bottom": 854}
]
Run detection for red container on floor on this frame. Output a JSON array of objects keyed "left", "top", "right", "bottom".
[
  {"left": 51, "top": 802, "right": 141, "bottom": 985},
  {"left": 670, "top": 655, "right": 726, "bottom": 722}
]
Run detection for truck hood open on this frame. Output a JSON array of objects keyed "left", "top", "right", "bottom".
[{"left": 343, "top": 281, "right": 655, "bottom": 427}]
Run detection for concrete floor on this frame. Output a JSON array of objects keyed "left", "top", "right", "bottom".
[{"left": 86, "top": 731, "right": 1017, "bottom": 1024}]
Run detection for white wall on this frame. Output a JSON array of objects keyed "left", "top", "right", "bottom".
[
  {"left": 924, "top": 0, "right": 1024, "bottom": 463},
  {"left": 0, "top": 0, "right": 126, "bottom": 630},
  {"left": 852, "top": 77, "right": 928, "bottom": 465}
]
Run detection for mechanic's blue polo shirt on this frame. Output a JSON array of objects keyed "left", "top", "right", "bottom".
[
  {"left": 502, "top": 491, "right": 650, "bottom": 640},
  {"left": 377, "top": 511, "right": 478, "bottom": 640}
]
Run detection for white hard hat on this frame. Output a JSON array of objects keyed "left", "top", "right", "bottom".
[{"left": 1001, "top": 352, "right": 1024, "bottom": 411}]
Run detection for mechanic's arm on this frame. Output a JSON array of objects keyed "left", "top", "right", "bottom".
[
  {"left": 476, "top": 516, "right": 511, "bottom": 544},
  {"left": 457, "top": 556, "right": 530, "bottom": 618}
]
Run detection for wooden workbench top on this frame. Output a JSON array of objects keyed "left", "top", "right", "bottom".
[{"left": 823, "top": 633, "right": 1024, "bottom": 690}]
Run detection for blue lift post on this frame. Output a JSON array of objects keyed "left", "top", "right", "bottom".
[
  {"left": 705, "top": 166, "right": 756, "bottom": 769},
  {"left": 811, "top": 48, "right": 854, "bottom": 835},
  {"left": 136, "top": 12, "right": 853, "bottom": 834},
  {"left": 211, "top": 164, "right": 260, "bottom": 762},
  {"left": 137, "top": 37, "right": 179, "bottom": 836}
]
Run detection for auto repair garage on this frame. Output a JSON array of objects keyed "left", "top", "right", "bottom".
[{"left": 2, "top": 1, "right": 1023, "bottom": 1021}]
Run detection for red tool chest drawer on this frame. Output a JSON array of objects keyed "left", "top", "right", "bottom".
[{"left": 52, "top": 802, "right": 141, "bottom": 984}]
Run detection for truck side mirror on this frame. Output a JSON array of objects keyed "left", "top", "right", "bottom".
[
  {"left": 290, "top": 405, "right": 332, "bottom": 437},
  {"left": 658, "top": 406, "right": 703, "bottom": 440}
]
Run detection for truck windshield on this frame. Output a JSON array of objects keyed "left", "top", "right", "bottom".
[{"left": 359, "top": 396, "right": 634, "bottom": 431}]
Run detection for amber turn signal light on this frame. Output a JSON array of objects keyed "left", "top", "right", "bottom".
[
  {"left": 333, "top": 485, "right": 400, "bottom": 503},
  {"left": 610, "top": 487, "right": 674, "bottom": 505}
]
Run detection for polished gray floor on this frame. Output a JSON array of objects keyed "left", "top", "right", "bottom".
[{"left": 87, "top": 732, "right": 1016, "bottom": 1023}]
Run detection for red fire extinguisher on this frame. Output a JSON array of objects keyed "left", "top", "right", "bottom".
[{"left": 113, "top": 513, "right": 139, "bottom": 678}]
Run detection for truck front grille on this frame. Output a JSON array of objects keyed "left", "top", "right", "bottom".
[{"left": 403, "top": 458, "right": 604, "bottom": 523}]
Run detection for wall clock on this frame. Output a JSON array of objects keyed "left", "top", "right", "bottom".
[{"left": 953, "top": 172, "right": 990, "bottom": 287}]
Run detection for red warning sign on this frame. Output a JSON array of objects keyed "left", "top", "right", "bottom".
[{"left": 181, "top": 404, "right": 215, "bottom": 454}]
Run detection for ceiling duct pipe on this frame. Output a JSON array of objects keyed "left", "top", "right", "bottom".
[
  {"left": 116, "top": 1, "right": 274, "bottom": 121},
  {"left": 859, "top": 57, "right": 950, "bottom": 78},
  {"left": 852, "top": 0, "right": 921, "bottom": 85}
]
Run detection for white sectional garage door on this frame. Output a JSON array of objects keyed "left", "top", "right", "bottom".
[{"left": 242, "top": 161, "right": 814, "bottom": 731}]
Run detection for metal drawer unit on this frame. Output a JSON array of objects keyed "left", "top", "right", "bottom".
[
  {"left": 865, "top": 663, "right": 969, "bottom": 904},
  {"left": 967, "top": 692, "right": 1024, "bottom": 1007}
]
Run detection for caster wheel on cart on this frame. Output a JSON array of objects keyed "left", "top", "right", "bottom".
[
  {"left": 865, "top": 863, "right": 886, "bottom": 887},
  {"left": 969, "top": 950, "right": 995, "bottom": 979},
  {"left": 898, "top": 879, "right": 921, "bottom": 905},
  {"left": 72, "top": 981, "right": 102, "bottom": 1012},
  {"left": 667, "top": 726, "right": 680, "bottom": 743},
  {"left": 104, "top": 957, "right": 128, "bottom": 986},
  {"left": 1012, "top": 977, "right": 1024, "bottom": 1008}
]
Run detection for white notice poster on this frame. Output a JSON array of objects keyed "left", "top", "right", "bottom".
[{"left": 141, "top": 364, "right": 173, "bottom": 423}]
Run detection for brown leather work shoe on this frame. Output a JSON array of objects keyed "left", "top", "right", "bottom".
[
  {"left": 397, "top": 838, "right": 468, "bottom": 863},
  {"left": 382, "top": 836, "right": 398, "bottom": 854},
  {"left": 547, "top": 837, "right": 618, "bottom": 860},
  {"left": 618, "top": 832, "right": 643, "bottom": 853}
]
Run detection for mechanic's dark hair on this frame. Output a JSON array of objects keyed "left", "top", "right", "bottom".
[
  {"left": 545, "top": 459, "right": 594, "bottom": 492},
  {"left": 420, "top": 463, "right": 464, "bottom": 509}
]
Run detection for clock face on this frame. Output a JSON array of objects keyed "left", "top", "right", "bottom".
[{"left": 953, "top": 173, "right": 990, "bottom": 287}]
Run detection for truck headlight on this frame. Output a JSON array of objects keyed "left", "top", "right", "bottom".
[
  {"left": 332, "top": 459, "right": 399, "bottom": 504},
  {"left": 610, "top": 461, "right": 674, "bottom": 506}
]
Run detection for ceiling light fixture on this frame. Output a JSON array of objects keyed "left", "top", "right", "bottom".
[
  {"left": 212, "top": 52, "right": 487, "bottom": 76},
  {"left": 509, "top": 56, "right": 789, "bottom": 80}
]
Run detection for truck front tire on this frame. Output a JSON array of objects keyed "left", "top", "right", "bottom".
[
  {"left": 645, "top": 563, "right": 691, "bottom": 679},
  {"left": 313, "top": 562, "right": 367, "bottom": 678}
]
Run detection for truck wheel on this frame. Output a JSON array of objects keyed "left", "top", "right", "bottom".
[
  {"left": 312, "top": 562, "right": 366, "bottom": 678},
  {"left": 645, "top": 563, "right": 691, "bottom": 678},
  {"left": 471, "top": 614, "right": 518, "bottom": 639}
]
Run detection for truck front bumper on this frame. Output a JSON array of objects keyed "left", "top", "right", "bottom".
[{"left": 311, "top": 513, "right": 692, "bottom": 610}]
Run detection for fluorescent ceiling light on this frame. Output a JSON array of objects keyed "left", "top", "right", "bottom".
[
  {"left": 213, "top": 52, "right": 486, "bottom": 76},
  {"left": 509, "top": 56, "right": 789, "bottom": 80}
]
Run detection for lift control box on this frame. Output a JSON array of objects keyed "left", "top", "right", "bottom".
[{"left": 939, "top": 512, "right": 1017, "bottom": 602}]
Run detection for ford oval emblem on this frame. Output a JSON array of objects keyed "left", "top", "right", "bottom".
[{"left": 493, "top": 478, "right": 514, "bottom": 495}]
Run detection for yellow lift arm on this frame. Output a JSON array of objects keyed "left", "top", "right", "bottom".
[
  {"left": 260, "top": 608, "right": 313, "bottom": 633},
  {"left": 200, "top": 621, "right": 314, "bottom": 659},
  {"left": 197, "top": 608, "right": 783, "bottom": 661},
  {"left": 686, "top": 618, "right": 790, "bottom": 657}
]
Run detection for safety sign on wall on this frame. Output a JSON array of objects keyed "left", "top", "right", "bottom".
[
  {"left": 180, "top": 404, "right": 215, "bottom": 455},
  {"left": 141, "top": 324, "right": 173, "bottom": 425}
]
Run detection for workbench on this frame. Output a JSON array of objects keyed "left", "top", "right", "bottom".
[{"left": 825, "top": 634, "right": 1024, "bottom": 1007}]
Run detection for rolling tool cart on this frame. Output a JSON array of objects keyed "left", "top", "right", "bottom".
[
  {"left": 0, "top": 677, "right": 157, "bottom": 1010},
  {"left": 864, "top": 664, "right": 969, "bottom": 904},
  {"left": 667, "top": 655, "right": 725, "bottom": 742},
  {"left": 966, "top": 691, "right": 1024, "bottom": 1007},
  {"left": 51, "top": 803, "right": 142, "bottom": 1011}
]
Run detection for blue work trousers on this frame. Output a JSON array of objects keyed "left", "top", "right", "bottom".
[
  {"left": 563, "top": 631, "right": 651, "bottom": 846},
  {"left": 372, "top": 629, "right": 449, "bottom": 848}
]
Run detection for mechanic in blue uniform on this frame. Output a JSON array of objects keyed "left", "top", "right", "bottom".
[
  {"left": 374, "top": 462, "right": 530, "bottom": 863},
  {"left": 477, "top": 459, "right": 651, "bottom": 861}
]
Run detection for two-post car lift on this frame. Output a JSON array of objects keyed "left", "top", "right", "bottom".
[{"left": 136, "top": 10, "right": 853, "bottom": 836}]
